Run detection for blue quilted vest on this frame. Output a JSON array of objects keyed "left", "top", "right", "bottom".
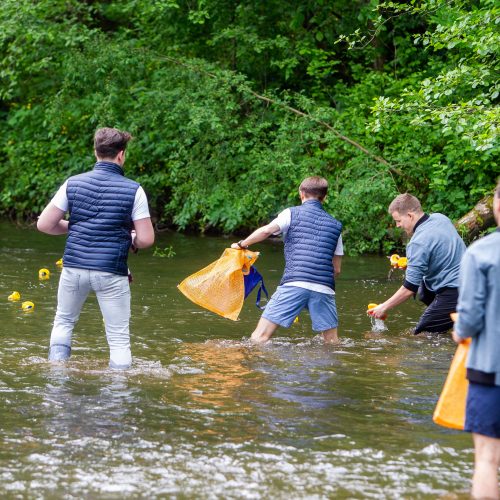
[
  {"left": 63, "top": 161, "right": 139, "bottom": 276},
  {"left": 280, "top": 199, "right": 342, "bottom": 290}
]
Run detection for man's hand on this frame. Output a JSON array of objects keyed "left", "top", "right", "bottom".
[
  {"left": 452, "top": 330, "right": 464, "bottom": 344},
  {"left": 231, "top": 241, "right": 247, "bottom": 250},
  {"left": 368, "top": 303, "right": 388, "bottom": 320},
  {"left": 130, "top": 230, "right": 138, "bottom": 253}
]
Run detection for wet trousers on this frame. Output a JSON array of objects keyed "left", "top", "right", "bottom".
[
  {"left": 48, "top": 267, "right": 132, "bottom": 369},
  {"left": 414, "top": 282, "right": 458, "bottom": 334}
]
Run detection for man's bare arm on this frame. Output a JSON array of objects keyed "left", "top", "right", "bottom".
[
  {"left": 231, "top": 222, "right": 281, "bottom": 249},
  {"left": 333, "top": 255, "right": 342, "bottom": 277},
  {"left": 132, "top": 218, "right": 155, "bottom": 248},
  {"left": 37, "top": 203, "right": 68, "bottom": 235}
]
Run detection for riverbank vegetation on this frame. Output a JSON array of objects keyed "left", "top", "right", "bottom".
[{"left": 0, "top": 0, "right": 498, "bottom": 253}]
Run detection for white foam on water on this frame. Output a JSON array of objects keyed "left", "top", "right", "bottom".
[
  {"left": 0, "top": 439, "right": 473, "bottom": 499},
  {"left": 20, "top": 356, "right": 48, "bottom": 365},
  {"left": 313, "top": 434, "right": 347, "bottom": 440},
  {"left": 169, "top": 365, "right": 205, "bottom": 375},
  {"left": 370, "top": 316, "right": 388, "bottom": 332},
  {"left": 3, "top": 481, "right": 26, "bottom": 492}
]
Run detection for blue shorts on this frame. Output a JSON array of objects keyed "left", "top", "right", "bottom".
[
  {"left": 465, "top": 382, "right": 500, "bottom": 439},
  {"left": 262, "top": 285, "right": 338, "bottom": 332}
]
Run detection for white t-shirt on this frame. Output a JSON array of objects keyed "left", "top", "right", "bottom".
[
  {"left": 51, "top": 180, "right": 151, "bottom": 221},
  {"left": 270, "top": 208, "right": 343, "bottom": 295}
]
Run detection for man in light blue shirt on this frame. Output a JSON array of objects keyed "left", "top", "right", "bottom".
[
  {"left": 453, "top": 181, "right": 500, "bottom": 498},
  {"left": 370, "top": 193, "right": 466, "bottom": 334},
  {"left": 452, "top": 180, "right": 500, "bottom": 499}
]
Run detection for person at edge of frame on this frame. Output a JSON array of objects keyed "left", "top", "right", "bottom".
[
  {"left": 369, "top": 193, "right": 466, "bottom": 334},
  {"left": 453, "top": 179, "right": 500, "bottom": 500},
  {"left": 231, "top": 176, "right": 343, "bottom": 344},
  {"left": 37, "top": 127, "right": 155, "bottom": 369}
]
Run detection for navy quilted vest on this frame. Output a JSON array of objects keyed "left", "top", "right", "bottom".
[
  {"left": 280, "top": 199, "right": 342, "bottom": 290},
  {"left": 63, "top": 161, "right": 139, "bottom": 276}
]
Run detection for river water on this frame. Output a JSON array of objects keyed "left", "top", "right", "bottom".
[{"left": 0, "top": 221, "right": 471, "bottom": 499}]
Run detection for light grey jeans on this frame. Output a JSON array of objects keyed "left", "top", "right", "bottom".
[{"left": 49, "top": 267, "right": 132, "bottom": 369}]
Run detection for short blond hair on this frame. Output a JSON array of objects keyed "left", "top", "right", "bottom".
[
  {"left": 299, "top": 176, "right": 328, "bottom": 200},
  {"left": 388, "top": 193, "right": 422, "bottom": 215}
]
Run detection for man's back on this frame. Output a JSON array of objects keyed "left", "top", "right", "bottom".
[
  {"left": 406, "top": 213, "right": 466, "bottom": 292},
  {"left": 457, "top": 230, "right": 500, "bottom": 378},
  {"left": 64, "top": 161, "right": 139, "bottom": 276},
  {"left": 281, "top": 199, "right": 342, "bottom": 289}
]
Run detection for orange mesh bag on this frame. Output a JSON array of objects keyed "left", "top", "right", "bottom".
[
  {"left": 178, "top": 248, "right": 260, "bottom": 321},
  {"left": 433, "top": 338, "right": 471, "bottom": 430}
]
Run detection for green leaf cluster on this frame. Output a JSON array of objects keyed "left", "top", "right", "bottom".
[{"left": 0, "top": 0, "right": 498, "bottom": 254}]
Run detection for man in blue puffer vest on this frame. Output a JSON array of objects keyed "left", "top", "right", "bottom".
[
  {"left": 37, "top": 127, "right": 155, "bottom": 369},
  {"left": 231, "top": 176, "right": 343, "bottom": 343}
]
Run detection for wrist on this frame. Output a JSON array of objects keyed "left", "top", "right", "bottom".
[{"left": 237, "top": 240, "right": 248, "bottom": 249}]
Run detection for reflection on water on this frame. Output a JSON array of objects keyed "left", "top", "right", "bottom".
[
  {"left": 43, "top": 366, "right": 141, "bottom": 440},
  {"left": 0, "top": 222, "right": 472, "bottom": 498},
  {"left": 174, "top": 340, "right": 256, "bottom": 408}
]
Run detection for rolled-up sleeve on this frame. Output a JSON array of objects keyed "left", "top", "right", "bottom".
[{"left": 455, "top": 252, "right": 486, "bottom": 338}]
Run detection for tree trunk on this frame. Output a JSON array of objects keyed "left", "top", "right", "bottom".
[{"left": 455, "top": 194, "right": 495, "bottom": 241}]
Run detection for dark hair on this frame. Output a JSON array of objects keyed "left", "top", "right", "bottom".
[
  {"left": 299, "top": 176, "right": 328, "bottom": 200},
  {"left": 388, "top": 193, "right": 422, "bottom": 215},
  {"left": 94, "top": 127, "right": 132, "bottom": 158}
]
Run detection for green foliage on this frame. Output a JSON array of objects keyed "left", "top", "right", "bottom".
[
  {"left": 153, "top": 245, "right": 176, "bottom": 258},
  {"left": 0, "top": 0, "right": 498, "bottom": 254},
  {"left": 372, "top": 0, "right": 499, "bottom": 152}
]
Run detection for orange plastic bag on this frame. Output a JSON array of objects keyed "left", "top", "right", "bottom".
[
  {"left": 433, "top": 338, "right": 471, "bottom": 430},
  {"left": 178, "top": 248, "right": 259, "bottom": 321}
]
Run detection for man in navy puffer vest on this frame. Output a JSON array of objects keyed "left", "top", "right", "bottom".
[
  {"left": 37, "top": 128, "right": 154, "bottom": 369},
  {"left": 232, "top": 176, "right": 343, "bottom": 343}
]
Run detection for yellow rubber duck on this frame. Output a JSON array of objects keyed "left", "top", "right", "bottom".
[
  {"left": 39, "top": 268, "right": 50, "bottom": 280},
  {"left": 8, "top": 291, "right": 21, "bottom": 301},
  {"left": 397, "top": 257, "right": 408, "bottom": 269},
  {"left": 22, "top": 301, "right": 35, "bottom": 312},
  {"left": 389, "top": 254, "right": 400, "bottom": 267},
  {"left": 55, "top": 258, "right": 63, "bottom": 267},
  {"left": 367, "top": 303, "right": 387, "bottom": 320}
]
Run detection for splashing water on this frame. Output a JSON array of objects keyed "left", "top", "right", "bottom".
[{"left": 370, "top": 315, "right": 388, "bottom": 332}]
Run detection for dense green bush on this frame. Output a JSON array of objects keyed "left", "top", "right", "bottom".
[{"left": 0, "top": 0, "right": 498, "bottom": 254}]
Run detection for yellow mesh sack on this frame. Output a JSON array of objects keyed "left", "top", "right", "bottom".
[
  {"left": 178, "top": 248, "right": 260, "bottom": 321},
  {"left": 433, "top": 338, "right": 471, "bottom": 430}
]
